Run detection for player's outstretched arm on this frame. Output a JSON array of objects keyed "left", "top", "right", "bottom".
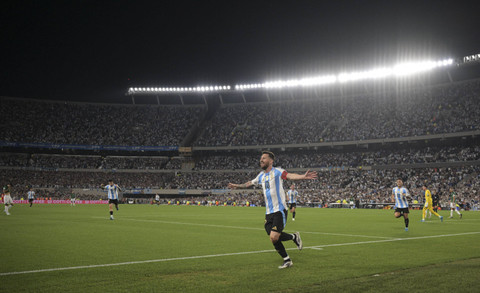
[
  {"left": 228, "top": 181, "right": 253, "bottom": 189},
  {"left": 286, "top": 169, "right": 318, "bottom": 180}
]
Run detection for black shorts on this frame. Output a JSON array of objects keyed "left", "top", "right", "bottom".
[
  {"left": 264, "top": 210, "right": 288, "bottom": 235},
  {"left": 109, "top": 199, "right": 119, "bottom": 205},
  {"left": 28, "top": 199, "right": 34, "bottom": 203},
  {"left": 288, "top": 203, "right": 296, "bottom": 209},
  {"left": 395, "top": 208, "right": 409, "bottom": 214}
]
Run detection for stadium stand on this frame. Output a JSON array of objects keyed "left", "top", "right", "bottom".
[
  {"left": 196, "top": 80, "right": 480, "bottom": 146},
  {"left": 1, "top": 77, "right": 479, "bottom": 210},
  {"left": 0, "top": 97, "right": 205, "bottom": 146}
]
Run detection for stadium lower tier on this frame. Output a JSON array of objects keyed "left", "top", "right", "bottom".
[{"left": 1, "top": 165, "right": 478, "bottom": 208}]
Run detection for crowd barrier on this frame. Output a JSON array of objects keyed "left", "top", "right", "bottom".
[{"left": 12, "top": 200, "right": 108, "bottom": 204}]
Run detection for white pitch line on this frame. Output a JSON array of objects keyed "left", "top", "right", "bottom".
[
  {"left": 93, "top": 217, "right": 395, "bottom": 239},
  {"left": 298, "top": 231, "right": 394, "bottom": 239},
  {"left": 308, "top": 231, "right": 480, "bottom": 249},
  {"left": 1, "top": 231, "right": 479, "bottom": 277}
]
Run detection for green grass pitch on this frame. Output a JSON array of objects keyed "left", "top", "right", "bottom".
[{"left": 1, "top": 204, "right": 479, "bottom": 292}]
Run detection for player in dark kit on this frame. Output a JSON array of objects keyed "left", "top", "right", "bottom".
[{"left": 432, "top": 190, "right": 440, "bottom": 213}]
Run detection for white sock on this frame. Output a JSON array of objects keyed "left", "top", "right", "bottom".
[
  {"left": 456, "top": 210, "right": 461, "bottom": 215},
  {"left": 450, "top": 210, "right": 453, "bottom": 217},
  {"left": 4, "top": 206, "right": 8, "bottom": 213}
]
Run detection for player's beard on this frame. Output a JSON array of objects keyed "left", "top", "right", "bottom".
[{"left": 261, "top": 161, "right": 270, "bottom": 170}]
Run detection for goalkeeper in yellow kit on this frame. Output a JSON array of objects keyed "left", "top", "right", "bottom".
[{"left": 421, "top": 184, "right": 443, "bottom": 222}]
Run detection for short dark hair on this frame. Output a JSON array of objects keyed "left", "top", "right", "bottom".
[
  {"left": 108, "top": 179, "right": 113, "bottom": 182},
  {"left": 262, "top": 151, "right": 275, "bottom": 160}
]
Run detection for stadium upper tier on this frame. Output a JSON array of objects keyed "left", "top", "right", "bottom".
[
  {"left": 1, "top": 79, "right": 479, "bottom": 148},
  {"left": 0, "top": 98, "right": 205, "bottom": 147},
  {"left": 196, "top": 79, "right": 480, "bottom": 146}
]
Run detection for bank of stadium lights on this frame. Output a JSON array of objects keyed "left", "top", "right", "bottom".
[
  {"left": 236, "top": 58, "right": 454, "bottom": 89},
  {"left": 235, "top": 75, "right": 337, "bottom": 90},
  {"left": 127, "top": 58, "right": 454, "bottom": 94},
  {"left": 463, "top": 53, "right": 480, "bottom": 63},
  {"left": 127, "top": 85, "right": 231, "bottom": 94}
]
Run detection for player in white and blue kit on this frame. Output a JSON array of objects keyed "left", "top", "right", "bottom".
[
  {"left": 27, "top": 187, "right": 35, "bottom": 207},
  {"left": 287, "top": 185, "right": 298, "bottom": 221},
  {"left": 228, "top": 151, "right": 317, "bottom": 269},
  {"left": 101, "top": 179, "right": 122, "bottom": 220},
  {"left": 392, "top": 179, "right": 410, "bottom": 231}
]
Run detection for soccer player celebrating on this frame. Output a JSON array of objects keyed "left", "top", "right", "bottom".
[
  {"left": 27, "top": 187, "right": 35, "bottom": 207},
  {"left": 392, "top": 179, "right": 410, "bottom": 231},
  {"left": 101, "top": 179, "right": 122, "bottom": 220},
  {"left": 448, "top": 188, "right": 462, "bottom": 219},
  {"left": 286, "top": 184, "right": 298, "bottom": 221},
  {"left": 228, "top": 151, "right": 317, "bottom": 269},
  {"left": 421, "top": 184, "right": 443, "bottom": 222}
]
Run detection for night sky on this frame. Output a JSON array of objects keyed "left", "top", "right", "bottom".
[{"left": 1, "top": 0, "right": 479, "bottom": 102}]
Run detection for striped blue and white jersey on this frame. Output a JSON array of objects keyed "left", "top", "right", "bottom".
[
  {"left": 27, "top": 190, "right": 35, "bottom": 199},
  {"left": 287, "top": 190, "right": 298, "bottom": 204},
  {"left": 251, "top": 167, "right": 288, "bottom": 215},
  {"left": 105, "top": 184, "right": 120, "bottom": 200},
  {"left": 392, "top": 187, "right": 410, "bottom": 208}
]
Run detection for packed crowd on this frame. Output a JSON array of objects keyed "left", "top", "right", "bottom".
[
  {"left": 2, "top": 166, "right": 478, "bottom": 209},
  {"left": 194, "top": 146, "right": 480, "bottom": 170},
  {"left": 196, "top": 80, "right": 480, "bottom": 146},
  {"left": 0, "top": 169, "right": 173, "bottom": 190},
  {"left": 2, "top": 145, "right": 478, "bottom": 171},
  {"left": 103, "top": 156, "right": 168, "bottom": 170},
  {"left": 29, "top": 154, "right": 102, "bottom": 169},
  {"left": 0, "top": 153, "right": 180, "bottom": 170},
  {"left": 1, "top": 80, "right": 479, "bottom": 149},
  {"left": 0, "top": 98, "right": 204, "bottom": 146}
]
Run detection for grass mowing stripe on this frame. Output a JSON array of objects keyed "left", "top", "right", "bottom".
[
  {"left": 2, "top": 231, "right": 478, "bottom": 277},
  {"left": 95, "top": 216, "right": 396, "bottom": 239}
]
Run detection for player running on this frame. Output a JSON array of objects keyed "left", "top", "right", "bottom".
[
  {"left": 27, "top": 187, "right": 35, "bottom": 207},
  {"left": 286, "top": 185, "right": 298, "bottom": 221},
  {"left": 421, "top": 184, "right": 443, "bottom": 222},
  {"left": 228, "top": 151, "right": 317, "bottom": 269},
  {"left": 3, "top": 184, "right": 14, "bottom": 215},
  {"left": 392, "top": 179, "right": 410, "bottom": 231},
  {"left": 101, "top": 179, "right": 122, "bottom": 220},
  {"left": 448, "top": 188, "right": 462, "bottom": 219}
]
